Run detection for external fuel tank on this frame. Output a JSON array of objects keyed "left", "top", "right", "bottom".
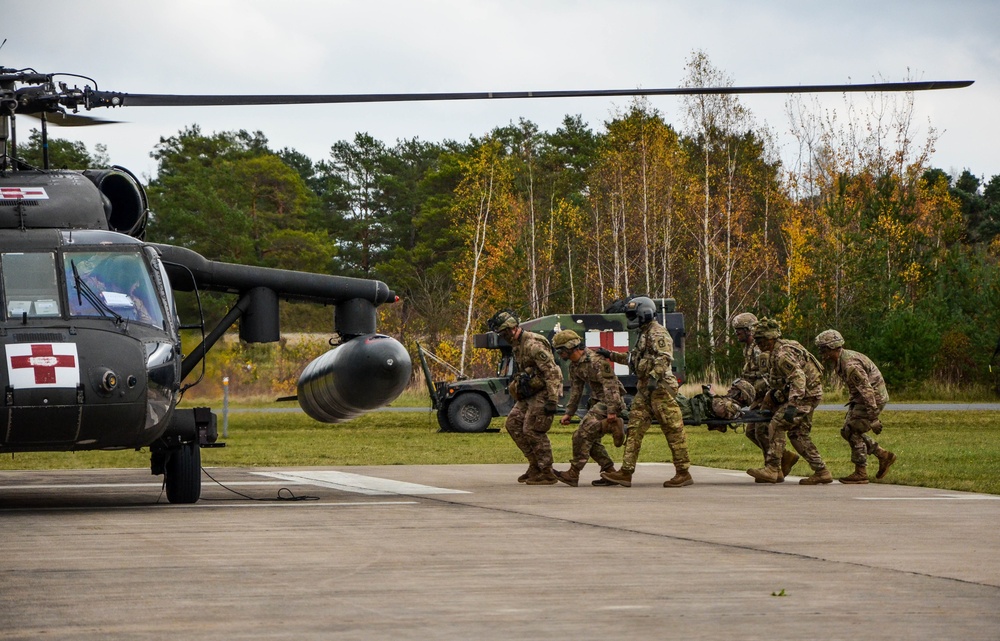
[{"left": 297, "top": 334, "right": 412, "bottom": 423}]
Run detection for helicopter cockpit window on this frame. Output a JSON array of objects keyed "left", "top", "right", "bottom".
[
  {"left": 64, "top": 251, "right": 166, "bottom": 327},
  {"left": 1, "top": 252, "right": 63, "bottom": 318}
]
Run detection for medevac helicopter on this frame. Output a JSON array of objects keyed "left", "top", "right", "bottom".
[{"left": 0, "top": 62, "right": 972, "bottom": 503}]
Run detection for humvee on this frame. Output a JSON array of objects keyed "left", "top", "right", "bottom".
[{"left": 418, "top": 299, "right": 686, "bottom": 432}]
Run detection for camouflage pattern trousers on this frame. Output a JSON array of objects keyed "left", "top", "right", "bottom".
[
  {"left": 621, "top": 386, "right": 687, "bottom": 474},
  {"left": 505, "top": 395, "right": 555, "bottom": 470},
  {"left": 569, "top": 408, "right": 614, "bottom": 472},
  {"left": 842, "top": 401, "right": 887, "bottom": 466},
  {"left": 765, "top": 397, "right": 825, "bottom": 472},
  {"left": 745, "top": 422, "right": 770, "bottom": 458}
]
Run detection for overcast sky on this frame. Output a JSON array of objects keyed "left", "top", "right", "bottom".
[{"left": 5, "top": 0, "right": 997, "bottom": 184}]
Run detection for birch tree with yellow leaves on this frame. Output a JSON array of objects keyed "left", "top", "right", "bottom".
[
  {"left": 451, "top": 138, "right": 517, "bottom": 375},
  {"left": 588, "top": 101, "right": 688, "bottom": 303}
]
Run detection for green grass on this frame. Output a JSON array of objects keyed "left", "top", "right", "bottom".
[{"left": 2, "top": 408, "right": 999, "bottom": 495}]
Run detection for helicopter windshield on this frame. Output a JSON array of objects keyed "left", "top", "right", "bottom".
[
  {"left": 64, "top": 250, "right": 166, "bottom": 327},
  {"left": 1, "top": 252, "right": 63, "bottom": 318}
]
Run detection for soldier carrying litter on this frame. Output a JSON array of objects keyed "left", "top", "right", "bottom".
[
  {"left": 747, "top": 318, "right": 833, "bottom": 485},
  {"left": 730, "top": 312, "right": 791, "bottom": 474},
  {"left": 550, "top": 329, "right": 627, "bottom": 487},
  {"left": 594, "top": 296, "right": 692, "bottom": 488},
  {"left": 487, "top": 309, "right": 564, "bottom": 485},
  {"left": 815, "top": 329, "right": 897, "bottom": 483}
]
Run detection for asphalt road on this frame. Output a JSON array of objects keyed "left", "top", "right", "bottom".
[{"left": 1, "top": 463, "right": 997, "bottom": 640}]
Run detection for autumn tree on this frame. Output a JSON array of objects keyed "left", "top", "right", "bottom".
[{"left": 451, "top": 137, "right": 518, "bottom": 374}]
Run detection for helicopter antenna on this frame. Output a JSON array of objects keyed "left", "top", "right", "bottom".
[
  {"left": 40, "top": 112, "right": 49, "bottom": 169},
  {"left": 0, "top": 114, "right": 8, "bottom": 173}
]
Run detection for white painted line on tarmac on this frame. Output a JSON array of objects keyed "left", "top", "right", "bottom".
[
  {"left": 857, "top": 495, "right": 1000, "bottom": 501},
  {"left": 255, "top": 470, "right": 471, "bottom": 496}
]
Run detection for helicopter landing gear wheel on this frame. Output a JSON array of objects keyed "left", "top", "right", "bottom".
[{"left": 164, "top": 441, "right": 201, "bottom": 504}]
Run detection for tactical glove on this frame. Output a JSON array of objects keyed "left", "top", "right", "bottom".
[
  {"left": 543, "top": 400, "right": 559, "bottom": 416},
  {"left": 594, "top": 347, "right": 612, "bottom": 359},
  {"left": 782, "top": 405, "right": 799, "bottom": 422},
  {"left": 647, "top": 377, "right": 659, "bottom": 392}
]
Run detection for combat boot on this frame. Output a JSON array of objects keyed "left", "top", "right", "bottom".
[
  {"left": 839, "top": 465, "right": 869, "bottom": 484},
  {"left": 663, "top": 469, "right": 693, "bottom": 488},
  {"left": 592, "top": 465, "right": 617, "bottom": 486},
  {"left": 553, "top": 467, "right": 580, "bottom": 487},
  {"left": 525, "top": 468, "right": 558, "bottom": 485},
  {"left": 781, "top": 450, "right": 800, "bottom": 477},
  {"left": 756, "top": 470, "right": 785, "bottom": 483},
  {"left": 875, "top": 450, "right": 897, "bottom": 480},
  {"left": 799, "top": 467, "right": 834, "bottom": 485},
  {"left": 518, "top": 464, "right": 539, "bottom": 484},
  {"left": 747, "top": 466, "right": 781, "bottom": 483},
  {"left": 600, "top": 468, "right": 633, "bottom": 487}
]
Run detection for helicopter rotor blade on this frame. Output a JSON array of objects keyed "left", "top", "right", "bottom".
[
  {"left": 22, "top": 110, "right": 120, "bottom": 127},
  {"left": 91, "top": 80, "right": 974, "bottom": 109}
]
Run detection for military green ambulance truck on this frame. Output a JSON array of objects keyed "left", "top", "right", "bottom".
[{"left": 418, "top": 299, "right": 686, "bottom": 432}]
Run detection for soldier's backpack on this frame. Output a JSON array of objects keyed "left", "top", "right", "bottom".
[{"left": 676, "top": 392, "right": 712, "bottom": 424}]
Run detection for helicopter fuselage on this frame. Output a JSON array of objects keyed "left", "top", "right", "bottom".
[{"left": 0, "top": 227, "right": 181, "bottom": 453}]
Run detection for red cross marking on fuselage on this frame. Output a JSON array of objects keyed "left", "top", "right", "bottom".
[{"left": 10, "top": 344, "right": 77, "bottom": 385}]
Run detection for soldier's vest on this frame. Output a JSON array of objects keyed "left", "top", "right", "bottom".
[
  {"left": 510, "top": 331, "right": 552, "bottom": 398},
  {"left": 742, "top": 342, "right": 763, "bottom": 383},
  {"left": 632, "top": 322, "right": 675, "bottom": 383},
  {"left": 768, "top": 339, "right": 823, "bottom": 396},
  {"left": 572, "top": 352, "right": 626, "bottom": 405},
  {"left": 839, "top": 349, "right": 889, "bottom": 403}
]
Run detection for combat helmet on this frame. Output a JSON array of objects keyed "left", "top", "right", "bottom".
[
  {"left": 815, "top": 329, "right": 845, "bottom": 350},
  {"left": 752, "top": 317, "right": 782, "bottom": 340},
  {"left": 487, "top": 309, "right": 519, "bottom": 333},
  {"left": 552, "top": 329, "right": 584, "bottom": 352},
  {"left": 731, "top": 312, "right": 758, "bottom": 331},
  {"left": 727, "top": 378, "right": 756, "bottom": 406},
  {"left": 711, "top": 396, "right": 742, "bottom": 421},
  {"left": 624, "top": 296, "right": 657, "bottom": 329}
]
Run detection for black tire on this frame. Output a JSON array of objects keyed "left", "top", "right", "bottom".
[
  {"left": 436, "top": 403, "right": 452, "bottom": 432},
  {"left": 446, "top": 393, "right": 493, "bottom": 433},
  {"left": 164, "top": 442, "right": 201, "bottom": 504}
]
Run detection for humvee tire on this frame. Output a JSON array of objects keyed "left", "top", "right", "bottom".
[{"left": 446, "top": 393, "right": 493, "bottom": 432}]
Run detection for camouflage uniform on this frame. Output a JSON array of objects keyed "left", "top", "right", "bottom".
[
  {"left": 564, "top": 349, "right": 627, "bottom": 473},
  {"left": 505, "top": 329, "right": 563, "bottom": 472},
  {"left": 835, "top": 349, "right": 890, "bottom": 467},
  {"left": 762, "top": 339, "right": 827, "bottom": 473},
  {"left": 742, "top": 341, "right": 771, "bottom": 454},
  {"left": 607, "top": 319, "right": 688, "bottom": 477}
]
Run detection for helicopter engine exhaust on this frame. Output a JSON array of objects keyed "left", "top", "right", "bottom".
[
  {"left": 297, "top": 334, "right": 412, "bottom": 423},
  {"left": 83, "top": 167, "right": 148, "bottom": 238}
]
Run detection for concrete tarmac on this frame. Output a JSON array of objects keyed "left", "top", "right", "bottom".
[{"left": 1, "top": 463, "right": 998, "bottom": 640}]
